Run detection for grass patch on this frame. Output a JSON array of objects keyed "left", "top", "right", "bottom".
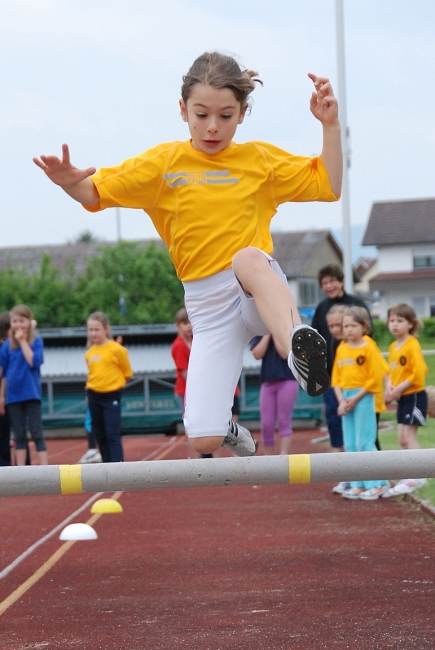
[{"left": 379, "top": 412, "right": 435, "bottom": 506}]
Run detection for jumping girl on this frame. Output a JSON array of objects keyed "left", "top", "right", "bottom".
[{"left": 33, "top": 51, "right": 342, "bottom": 458}]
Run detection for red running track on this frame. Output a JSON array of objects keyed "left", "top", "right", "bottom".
[{"left": 0, "top": 430, "right": 434, "bottom": 649}]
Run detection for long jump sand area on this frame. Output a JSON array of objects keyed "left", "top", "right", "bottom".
[{"left": 0, "top": 430, "right": 434, "bottom": 649}]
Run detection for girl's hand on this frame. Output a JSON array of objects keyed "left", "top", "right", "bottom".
[
  {"left": 33, "top": 144, "right": 96, "bottom": 188},
  {"left": 308, "top": 74, "right": 339, "bottom": 126},
  {"left": 337, "top": 400, "right": 348, "bottom": 416},
  {"left": 345, "top": 396, "right": 357, "bottom": 412},
  {"left": 390, "top": 386, "right": 402, "bottom": 402},
  {"left": 14, "top": 327, "right": 26, "bottom": 342}
]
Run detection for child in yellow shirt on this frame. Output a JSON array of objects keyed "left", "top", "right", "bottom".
[
  {"left": 85, "top": 312, "right": 132, "bottom": 462},
  {"left": 383, "top": 303, "right": 428, "bottom": 497},
  {"left": 34, "top": 51, "right": 342, "bottom": 459},
  {"left": 331, "top": 307, "right": 389, "bottom": 500}
]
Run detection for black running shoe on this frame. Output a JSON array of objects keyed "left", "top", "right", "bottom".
[{"left": 288, "top": 325, "right": 329, "bottom": 397}]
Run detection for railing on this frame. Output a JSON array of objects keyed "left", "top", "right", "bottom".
[{"left": 40, "top": 370, "right": 325, "bottom": 432}]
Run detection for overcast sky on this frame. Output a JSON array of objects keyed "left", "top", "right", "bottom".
[{"left": 1, "top": 0, "right": 434, "bottom": 260}]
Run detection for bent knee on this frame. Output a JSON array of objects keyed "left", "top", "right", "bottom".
[
  {"left": 232, "top": 247, "right": 269, "bottom": 291},
  {"left": 189, "top": 436, "right": 224, "bottom": 455}
]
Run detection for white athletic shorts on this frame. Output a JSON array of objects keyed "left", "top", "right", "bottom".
[{"left": 183, "top": 251, "right": 287, "bottom": 439}]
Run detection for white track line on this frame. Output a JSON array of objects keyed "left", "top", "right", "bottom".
[{"left": 0, "top": 436, "right": 178, "bottom": 580}]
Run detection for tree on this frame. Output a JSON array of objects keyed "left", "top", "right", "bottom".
[
  {"left": 0, "top": 241, "right": 184, "bottom": 327},
  {"left": 74, "top": 230, "right": 99, "bottom": 243},
  {"left": 0, "top": 254, "right": 79, "bottom": 327},
  {"left": 75, "top": 241, "right": 183, "bottom": 324}
]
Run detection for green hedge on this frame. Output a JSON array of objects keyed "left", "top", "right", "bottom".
[{"left": 372, "top": 317, "right": 435, "bottom": 348}]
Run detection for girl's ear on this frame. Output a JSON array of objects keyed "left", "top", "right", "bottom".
[
  {"left": 179, "top": 99, "right": 188, "bottom": 122},
  {"left": 237, "top": 102, "right": 248, "bottom": 125}
]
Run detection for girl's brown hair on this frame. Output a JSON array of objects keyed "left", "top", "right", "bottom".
[
  {"left": 343, "top": 306, "right": 371, "bottom": 335},
  {"left": 326, "top": 304, "right": 347, "bottom": 320},
  {"left": 9, "top": 304, "right": 35, "bottom": 349},
  {"left": 0, "top": 311, "right": 10, "bottom": 343},
  {"left": 181, "top": 52, "right": 262, "bottom": 108},
  {"left": 87, "top": 311, "right": 112, "bottom": 345},
  {"left": 387, "top": 303, "right": 422, "bottom": 336}
]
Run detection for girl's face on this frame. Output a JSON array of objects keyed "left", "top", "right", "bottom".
[
  {"left": 87, "top": 319, "right": 109, "bottom": 346},
  {"left": 342, "top": 315, "right": 365, "bottom": 343},
  {"left": 177, "top": 320, "right": 193, "bottom": 341},
  {"left": 388, "top": 313, "right": 412, "bottom": 340},
  {"left": 326, "top": 313, "right": 343, "bottom": 340},
  {"left": 179, "top": 84, "right": 246, "bottom": 155},
  {"left": 10, "top": 314, "right": 30, "bottom": 335}
]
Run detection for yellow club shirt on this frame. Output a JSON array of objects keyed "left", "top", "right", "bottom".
[
  {"left": 388, "top": 335, "right": 427, "bottom": 395},
  {"left": 331, "top": 338, "right": 386, "bottom": 395},
  {"left": 84, "top": 140, "right": 338, "bottom": 281},
  {"left": 85, "top": 341, "right": 133, "bottom": 393}
]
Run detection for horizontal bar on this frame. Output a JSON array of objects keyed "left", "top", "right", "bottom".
[{"left": 0, "top": 449, "right": 434, "bottom": 498}]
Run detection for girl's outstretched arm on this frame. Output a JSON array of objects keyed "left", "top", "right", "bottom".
[
  {"left": 308, "top": 74, "right": 343, "bottom": 198},
  {"left": 33, "top": 143, "right": 99, "bottom": 206}
]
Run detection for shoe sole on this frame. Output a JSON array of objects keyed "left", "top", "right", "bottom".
[{"left": 290, "top": 327, "right": 330, "bottom": 397}]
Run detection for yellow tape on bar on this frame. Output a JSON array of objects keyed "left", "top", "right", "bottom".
[
  {"left": 59, "top": 465, "right": 83, "bottom": 494},
  {"left": 288, "top": 454, "right": 311, "bottom": 484}
]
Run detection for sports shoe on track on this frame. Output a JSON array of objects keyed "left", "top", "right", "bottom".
[
  {"left": 78, "top": 449, "right": 102, "bottom": 464},
  {"left": 342, "top": 487, "right": 364, "bottom": 500},
  {"left": 332, "top": 481, "right": 351, "bottom": 494},
  {"left": 381, "top": 478, "right": 427, "bottom": 497},
  {"left": 222, "top": 421, "right": 257, "bottom": 457},
  {"left": 359, "top": 483, "right": 391, "bottom": 500},
  {"left": 288, "top": 325, "right": 329, "bottom": 397}
]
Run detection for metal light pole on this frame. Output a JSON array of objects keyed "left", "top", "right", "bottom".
[
  {"left": 335, "top": 0, "right": 353, "bottom": 293},
  {"left": 116, "top": 207, "right": 122, "bottom": 242}
]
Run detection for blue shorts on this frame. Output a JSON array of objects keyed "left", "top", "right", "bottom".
[{"left": 397, "top": 391, "right": 427, "bottom": 426}]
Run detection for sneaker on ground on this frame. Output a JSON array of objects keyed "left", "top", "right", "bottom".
[
  {"left": 222, "top": 421, "right": 257, "bottom": 457},
  {"left": 359, "top": 483, "right": 391, "bottom": 500},
  {"left": 78, "top": 449, "right": 102, "bottom": 464},
  {"left": 342, "top": 487, "right": 364, "bottom": 500},
  {"left": 382, "top": 478, "right": 427, "bottom": 497},
  {"left": 332, "top": 481, "right": 351, "bottom": 494},
  {"left": 288, "top": 325, "right": 329, "bottom": 397}
]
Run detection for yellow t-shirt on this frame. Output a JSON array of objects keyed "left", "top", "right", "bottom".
[
  {"left": 363, "top": 336, "right": 389, "bottom": 413},
  {"left": 331, "top": 338, "right": 386, "bottom": 395},
  {"left": 84, "top": 140, "right": 338, "bottom": 281},
  {"left": 85, "top": 341, "right": 133, "bottom": 393},
  {"left": 388, "top": 336, "right": 427, "bottom": 395}
]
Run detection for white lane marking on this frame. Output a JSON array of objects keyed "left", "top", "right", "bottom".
[{"left": 0, "top": 436, "right": 179, "bottom": 579}]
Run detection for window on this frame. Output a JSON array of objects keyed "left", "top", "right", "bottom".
[
  {"left": 412, "top": 296, "right": 426, "bottom": 317},
  {"left": 413, "top": 254, "right": 435, "bottom": 269},
  {"left": 299, "top": 279, "right": 321, "bottom": 307}
]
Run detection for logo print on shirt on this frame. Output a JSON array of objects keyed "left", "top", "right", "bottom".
[
  {"left": 163, "top": 170, "right": 239, "bottom": 187},
  {"left": 400, "top": 355, "right": 407, "bottom": 366}
]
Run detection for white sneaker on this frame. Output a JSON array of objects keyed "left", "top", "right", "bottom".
[
  {"left": 78, "top": 449, "right": 102, "bottom": 464},
  {"left": 288, "top": 325, "right": 329, "bottom": 397},
  {"left": 342, "top": 487, "right": 364, "bottom": 500},
  {"left": 222, "top": 421, "right": 257, "bottom": 457},
  {"left": 332, "top": 481, "right": 351, "bottom": 494},
  {"left": 359, "top": 483, "right": 391, "bottom": 500},
  {"left": 382, "top": 478, "right": 428, "bottom": 497}
]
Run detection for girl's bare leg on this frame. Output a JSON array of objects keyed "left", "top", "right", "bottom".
[
  {"left": 38, "top": 450, "right": 48, "bottom": 465},
  {"left": 190, "top": 436, "right": 224, "bottom": 455},
  {"left": 15, "top": 449, "right": 28, "bottom": 466},
  {"left": 279, "top": 435, "right": 292, "bottom": 455},
  {"left": 399, "top": 424, "right": 420, "bottom": 449},
  {"left": 232, "top": 248, "right": 300, "bottom": 355}
]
